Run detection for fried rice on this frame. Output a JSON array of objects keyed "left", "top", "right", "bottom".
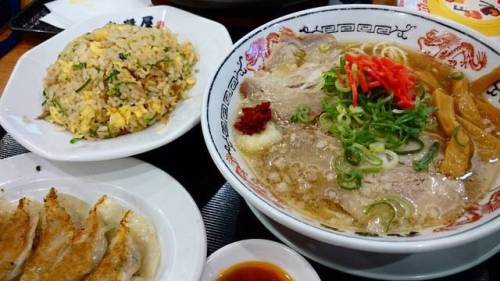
[{"left": 41, "top": 23, "right": 197, "bottom": 141}]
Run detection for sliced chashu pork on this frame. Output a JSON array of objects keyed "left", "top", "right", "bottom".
[
  {"left": 240, "top": 64, "right": 326, "bottom": 122},
  {"left": 325, "top": 135, "right": 466, "bottom": 229},
  {"left": 86, "top": 211, "right": 141, "bottom": 281},
  {"left": 0, "top": 198, "right": 40, "bottom": 281},
  {"left": 264, "top": 29, "right": 340, "bottom": 69},
  {"left": 240, "top": 31, "right": 341, "bottom": 122},
  {"left": 326, "top": 164, "right": 466, "bottom": 228},
  {"left": 20, "top": 189, "right": 79, "bottom": 281},
  {"left": 262, "top": 126, "right": 466, "bottom": 229},
  {"left": 40, "top": 196, "right": 109, "bottom": 281}
]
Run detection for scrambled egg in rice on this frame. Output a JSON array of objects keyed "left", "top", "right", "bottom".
[{"left": 41, "top": 23, "right": 197, "bottom": 141}]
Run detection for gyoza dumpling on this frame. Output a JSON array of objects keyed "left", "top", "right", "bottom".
[
  {"left": 86, "top": 211, "right": 142, "bottom": 281},
  {"left": 0, "top": 198, "right": 40, "bottom": 281},
  {"left": 20, "top": 189, "right": 79, "bottom": 281},
  {"left": 127, "top": 213, "right": 160, "bottom": 281},
  {"left": 0, "top": 195, "right": 11, "bottom": 231},
  {"left": 41, "top": 196, "right": 109, "bottom": 281},
  {"left": 96, "top": 199, "right": 160, "bottom": 281}
]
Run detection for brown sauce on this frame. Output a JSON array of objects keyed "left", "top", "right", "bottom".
[{"left": 216, "top": 261, "right": 294, "bottom": 281}]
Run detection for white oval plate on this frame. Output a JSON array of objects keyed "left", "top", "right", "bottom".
[
  {"left": 0, "top": 5, "right": 232, "bottom": 161},
  {"left": 0, "top": 153, "right": 206, "bottom": 281},
  {"left": 248, "top": 203, "right": 500, "bottom": 280}
]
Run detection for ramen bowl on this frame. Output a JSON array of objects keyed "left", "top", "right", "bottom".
[{"left": 201, "top": 4, "right": 500, "bottom": 254}]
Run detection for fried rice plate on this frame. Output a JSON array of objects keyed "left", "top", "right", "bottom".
[{"left": 41, "top": 23, "right": 198, "bottom": 141}]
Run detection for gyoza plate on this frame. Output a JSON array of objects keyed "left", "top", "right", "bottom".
[
  {"left": 0, "top": 153, "right": 206, "bottom": 281},
  {"left": 0, "top": 5, "right": 232, "bottom": 161}
]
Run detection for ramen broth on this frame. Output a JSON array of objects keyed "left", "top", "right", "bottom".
[{"left": 233, "top": 32, "right": 500, "bottom": 234}]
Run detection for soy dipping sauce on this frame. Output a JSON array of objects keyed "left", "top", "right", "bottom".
[{"left": 216, "top": 261, "right": 293, "bottom": 281}]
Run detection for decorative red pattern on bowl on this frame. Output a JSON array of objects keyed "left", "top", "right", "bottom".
[{"left": 417, "top": 29, "right": 487, "bottom": 70}]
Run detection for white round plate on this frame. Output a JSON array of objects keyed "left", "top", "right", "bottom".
[
  {"left": 0, "top": 5, "right": 232, "bottom": 161},
  {"left": 247, "top": 203, "right": 500, "bottom": 280},
  {"left": 0, "top": 153, "right": 207, "bottom": 281}
]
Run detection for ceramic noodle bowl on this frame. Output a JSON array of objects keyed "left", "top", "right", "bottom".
[{"left": 202, "top": 4, "right": 500, "bottom": 254}]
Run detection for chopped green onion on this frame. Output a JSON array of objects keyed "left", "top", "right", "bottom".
[
  {"left": 337, "top": 170, "right": 363, "bottom": 190},
  {"left": 319, "top": 113, "right": 334, "bottom": 132},
  {"left": 349, "top": 105, "right": 364, "bottom": 114},
  {"left": 106, "top": 125, "right": 115, "bottom": 138},
  {"left": 450, "top": 71, "right": 464, "bottom": 80},
  {"left": 378, "top": 150, "right": 399, "bottom": 170},
  {"left": 105, "top": 69, "right": 120, "bottom": 82},
  {"left": 41, "top": 99, "right": 47, "bottom": 106},
  {"left": 413, "top": 142, "right": 440, "bottom": 172},
  {"left": 365, "top": 195, "right": 414, "bottom": 232},
  {"left": 163, "top": 47, "right": 171, "bottom": 52},
  {"left": 70, "top": 137, "right": 81, "bottom": 144},
  {"left": 108, "top": 84, "right": 121, "bottom": 96},
  {"left": 369, "top": 142, "right": 385, "bottom": 153},
  {"left": 345, "top": 146, "right": 362, "bottom": 165},
  {"left": 339, "top": 55, "right": 346, "bottom": 69},
  {"left": 452, "top": 126, "right": 466, "bottom": 146},
  {"left": 357, "top": 164, "right": 383, "bottom": 174},
  {"left": 118, "top": 52, "right": 130, "bottom": 60},
  {"left": 72, "top": 62, "right": 86, "bottom": 70},
  {"left": 321, "top": 72, "right": 435, "bottom": 189},
  {"left": 322, "top": 71, "right": 337, "bottom": 92},
  {"left": 381, "top": 195, "right": 415, "bottom": 219},
  {"left": 334, "top": 155, "right": 351, "bottom": 173},
  {"left": 75, "top": 79, "right": 91, "bottom": 92},
  {"left": 333, "top": 154, "right": 381, "bottom": 190},
  {"left": 335, "top": 79, "right": 351, "bottom": 93},
  {"left": 143, "top": 113, "right": 158, "bottom": 125},
  {"left": 319, "top": 43, "right": 330, "bottom": 53},
  {"left": 351, "top": 143, "right": 383, "bottom": 166},
  {"left": 364, "top": 201, "right": 396, "bottom": 232},
  {"left": 290, "top": 105, "right": 310, "bottom": 124},
  {"left": 336, "top": 104, "right": 347, "bottom": 114},
  {"left": 89, "top": 128, "right": 97, "bottom": 137},
  {"left": 349, "top": 105, "right": 365, "bottom": 124},
  {"left": 53, "top": 99, "right": 67, "bottom": 116},
  {"left": 336, "top": 112, "right": 351, "bottom": 124},
  {"left": 393, "top": 138, "right": 425, "bottom": 155}
]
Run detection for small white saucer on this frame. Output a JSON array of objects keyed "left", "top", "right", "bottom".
[
  {"left": 248, "top": 203, "right": 500, "bottom": 280},
  {"left": 201, "top": 239, "right": 321, "bottom": 281}
]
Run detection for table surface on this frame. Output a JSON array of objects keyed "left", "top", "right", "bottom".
[{"left": 0, "top": 1, "right": 498, "bottom": 280}]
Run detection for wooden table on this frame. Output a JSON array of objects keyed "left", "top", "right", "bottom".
[{"left": 0, "top": 33, "right": 44, "bottom": 93}]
